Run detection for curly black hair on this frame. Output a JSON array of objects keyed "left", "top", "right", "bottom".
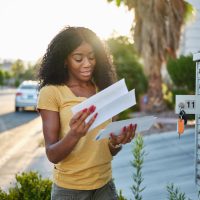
[{"left": 38, "top": 26, "right": 117, "bottom": 91}]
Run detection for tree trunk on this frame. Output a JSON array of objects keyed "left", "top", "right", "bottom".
[{"left": 145, "top": 58, "right": 166, "bottom": 113}]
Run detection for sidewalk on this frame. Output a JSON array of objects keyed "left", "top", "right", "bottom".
[{"left": 113, "top": 128, "right": 198, "bottom": 199}]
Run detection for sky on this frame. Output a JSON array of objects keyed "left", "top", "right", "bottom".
[{"left": 0, "top": 0, "right": 133, "bottom": 63}]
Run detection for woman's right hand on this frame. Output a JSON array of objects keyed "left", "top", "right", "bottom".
[{"left": 69, "top": 105, "right": 98, "bottom": 139}]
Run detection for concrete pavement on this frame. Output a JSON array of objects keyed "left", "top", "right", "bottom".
[
  {"left": 113, "top": 128, "right": 198, "bottom": 199},
  {"left": 26, "top": 128, "right": 198, "bottom": 200}
]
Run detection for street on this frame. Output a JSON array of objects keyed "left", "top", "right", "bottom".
[
  {"left": 0, "top": 94, "right": 39, "bottom": 133},
  {"left": 0, "top": 93, "right": 43, "bottom": 190}
]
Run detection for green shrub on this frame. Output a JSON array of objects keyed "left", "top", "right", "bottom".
[
  {"left": 118, "top": 189, "right": 127, "bottom": 200},
  {"left": 0, "top": 69, "right": 5, "bottom": 85},
  {"left": 14, "top": 79, "right": 21, "bottom": 87},
  {"left": 166, "top": 183, "right": 194, "bottom": 200},
  {"left": 0, "top": 171, "right": 52, "bottom": 200},
  {"left": 131, "top": 134, "right": 145, "bottom": 200},
  {"left": 167, "top": 55, "right": 195, "bottom": 93},
  {"left": 0, "top": 188, "right": 8, "bottom": 200}
]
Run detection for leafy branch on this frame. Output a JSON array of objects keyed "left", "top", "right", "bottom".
[{"left": 131, "top": 134, "right": 145, "bottom": 200}]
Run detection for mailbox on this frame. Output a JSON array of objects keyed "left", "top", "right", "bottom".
[
  {"left": 193, "top": 52, "right": 200, "bottom": 186},
  {"left": 175, "top": 52, "right": 200, "bottom": 186}
]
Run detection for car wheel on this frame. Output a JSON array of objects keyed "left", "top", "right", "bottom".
[{"left": 15, "top": 106, "right": 20, "bottom": 112}]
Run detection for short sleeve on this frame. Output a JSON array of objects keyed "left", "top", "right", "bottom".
[{"left": 37, "top": 86, "right": 60, "bottom": 112}]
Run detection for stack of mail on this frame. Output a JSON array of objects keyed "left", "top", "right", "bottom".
[{"left": 71, "top": 79, "right": 156, "bottom": 140}]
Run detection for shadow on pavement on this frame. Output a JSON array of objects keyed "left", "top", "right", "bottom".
[{"left": 0, "top": 110, "right": 39, "bottom": 134}]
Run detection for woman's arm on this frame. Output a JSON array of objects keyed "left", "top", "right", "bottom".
[{"left": 40, "top": 106, "right": 97, "bottom": 164}]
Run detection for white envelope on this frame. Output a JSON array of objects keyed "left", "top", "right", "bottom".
[
  {"left": 95, "top": 116, "right": 157, "bottom": 140},
  {"left": 71, "top": 79, "right": 136, "bottom": 131}
]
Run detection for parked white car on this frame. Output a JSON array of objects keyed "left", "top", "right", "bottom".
[{"left": 15, "top": 80, "right": 39, "bottom": 112}]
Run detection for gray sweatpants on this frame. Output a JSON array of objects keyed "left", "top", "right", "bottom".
[{"left": 51, "top": 180, "right": 118, "bottom": 200}]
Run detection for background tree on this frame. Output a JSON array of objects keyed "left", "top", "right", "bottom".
[
  {"left": 106, "top": 36, "right": 147, "bottom": 99},
  {"left": 23, "top": 62, "right": 39, "bottom": 81},
  {"left": 0, "top": 69, "right": 4, "bottom": 86},
  {"left": 11, "top": 59, "right": 25, "bottom": 86},
  {"left": 3, "top": 70, "right": 12, "bottom": 86},
  {"left": 4, "top": 70, "right": 11, "bottom": 80},
  {"left": 0, "top": 70, "right": 12, "bottom": 86},
  {"left": 107, "top": 0, "right": 193, "bottom": 112}
]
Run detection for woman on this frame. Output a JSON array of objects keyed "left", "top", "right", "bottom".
[{"left": 37, "top": 26, "right": 136, "bottom": 200}]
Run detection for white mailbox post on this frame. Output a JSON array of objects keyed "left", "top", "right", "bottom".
[
  {"left": 175, "top": 52, "right": 200, "bottom": 186},
  {"left": 194, "top": 53, "right": 200, "bottom": 186}
]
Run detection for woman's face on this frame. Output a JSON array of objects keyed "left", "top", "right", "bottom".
[{"left": 65, "top": 42, "right": 96, "bottom": 83}]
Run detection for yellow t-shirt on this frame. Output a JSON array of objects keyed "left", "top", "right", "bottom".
[{"left": 37, "top": 85, "right": 113, "bottom": 190}]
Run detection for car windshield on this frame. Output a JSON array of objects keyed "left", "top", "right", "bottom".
[{"left": 20, "top": 85, "right": 38, "bottom": 90}]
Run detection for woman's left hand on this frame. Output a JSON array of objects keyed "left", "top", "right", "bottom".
[{"left": 109, "top": 124, "right": 137, "bottom": 147}]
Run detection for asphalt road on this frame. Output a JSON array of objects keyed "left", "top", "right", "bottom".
[
  {"left": 0, "top": 93, "right": 39, "bottom": 133},
  {"left": 0, "top": 93, "right": 43, "bottom": 190}
]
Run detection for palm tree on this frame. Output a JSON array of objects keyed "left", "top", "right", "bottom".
[{"left": 107, "top": 0, "right": 192, "bottom": 112}]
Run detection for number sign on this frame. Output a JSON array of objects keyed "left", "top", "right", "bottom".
[{"left": 175, "top": 95, "right": 200, "bottom": 114}]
